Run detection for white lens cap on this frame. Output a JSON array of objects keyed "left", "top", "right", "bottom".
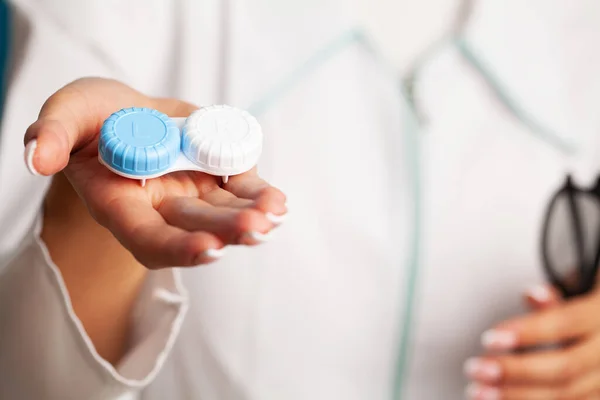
[{"left": 182, "top": 105, "right": 263, "bottom": 177}]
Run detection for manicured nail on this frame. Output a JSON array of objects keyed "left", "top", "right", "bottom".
[
  {"left": 239, "top": 231, "right": 272, "bottom": 245},
  {"left": 464, "top": 358, "right": 502, "bottom": 381},
  {"left": 247, "top": 231, "right": 271, "bottom": 242},
  {"left": 526, "top": 284, "right": 551, "bottom": 303},
  {"left": 266, "top": 212, "right": 287, "bottom": 225},
  {"left": 466, "top": 383, "right": 500, "bottom": 400},
  {"left": 196, "top": 248, "right": 225, "bottom": 263},
  {"left": 482, "top": 329, "right": 517, "bottom": 351},
  {"left": 24, "top": 139, "right": 40, "bottom": 176}
]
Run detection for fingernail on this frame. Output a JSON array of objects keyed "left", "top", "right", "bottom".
[
  {"left": 24, "top": 139, "right": 40, "bottom": 176},
  {"left": 466, "top": 383, "right": 500, "bottom": 400},
  {"left": 464, "top": 358, "right": 502, "bottom": 381},
  {"left": 266, "top": 212, "right": 287, "bottom": 225},
  {"left": 196, "top": 248, "right": 225, "bottom": 263},
  {"left": 239, "top": 231, "right": 272, "bottom": 245},
  {"left": 247, "top": 231, "right": 272, "bottom": 243},
  {"left": 482, "top": 329, "right": 518, "bottom": 351},
  {"left": 526, "top": 284, "right": 551, "bottom": 303}
]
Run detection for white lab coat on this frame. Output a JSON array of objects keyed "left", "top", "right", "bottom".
[{"left": 0, "top": 0, "right": 599, "bottom": 399}]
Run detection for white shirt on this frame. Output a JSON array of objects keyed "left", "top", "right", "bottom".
[{"left": 1, "top": 1, "right": 599, "bottom": 399}]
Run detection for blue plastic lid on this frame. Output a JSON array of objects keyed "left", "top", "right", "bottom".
[{"left": 99, "top": 107, "right": 180, "bottom": 176}]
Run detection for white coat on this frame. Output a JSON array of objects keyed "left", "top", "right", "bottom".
[{"left": 0, "top": 0, "right": 599, "bottom": 399}]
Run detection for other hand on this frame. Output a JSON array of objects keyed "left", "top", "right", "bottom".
[{"left": 464, "top": 284, "right": 600, "bottom": 400}]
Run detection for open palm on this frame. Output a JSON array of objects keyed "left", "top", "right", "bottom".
[{"left": 24, "top": 78, "right": 287, "bottom": 268}]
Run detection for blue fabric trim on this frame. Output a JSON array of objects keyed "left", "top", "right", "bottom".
[
  {"left": 247, "top": 29, "right": 366, "bottom": 116},
  {"left": 0, "top": 0, "right": 10, "bottom": 124},
  {"left": 246, "top": 29, "right": 420, "bottom": 400},
  {"left": 455, "top": 37, "right": 576, "bottom": 154}
]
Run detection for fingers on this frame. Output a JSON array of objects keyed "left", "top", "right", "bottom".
[
  {"left": 157, "top": 196, "right": 273, "bottom": 245},
  {"left": 23, "top": 79, "right": 148, "bottom": 175},
  {"left": 102, "top": 196, "right": 224, "bottom": 268},
  {"left": 224, "top": 172, "right": 288, "bottom": 222},
  {"left": 467, "top": 291, "right": 600, "bottom": 400},
  {"left": 482, "top": 294, "right": 600, "bottom": 351},
  {"left": 466, "top": 370, "right": 600, "bottom": 400},
  {"left": 24, "top": 119, "right": 75, "bottom": 176},
  {"left": 465, "top": 335, "right": 600, "bottom": 386},
  {"left": 466, "top": 288, "right": 600, "bottom": 399},
  {"left": 23, "top": 78, "right": 200, "bottom": 176},
  {"left": 200, "top": 187, "right": 255, "bottom": 209}
]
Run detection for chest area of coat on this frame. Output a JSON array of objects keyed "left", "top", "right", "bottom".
[{"left": 421, "top": 117, "right": 575, "bottom": 305}]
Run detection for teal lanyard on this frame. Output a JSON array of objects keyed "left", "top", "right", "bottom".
[
  {"left": 246, "top": 29, "right": 422, "bottom": 400},
  {"left": 454, "top": 37, "right": 575, "bottom": 154},
  {"left": 392, "top": 85, "right": 422, "bottom": 400},
  {"left": 248, "top": 29, "right": 368, "bottom": 116}
]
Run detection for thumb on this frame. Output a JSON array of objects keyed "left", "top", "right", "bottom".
[
  {"left": 523, "top": 283, "right": 563, "bottom": 311},
  {"left": 23, "top": 78, "right": 153, "bottom": 176}
]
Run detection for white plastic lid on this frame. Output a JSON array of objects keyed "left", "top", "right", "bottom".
[{"left": 181, "top": 105, "right": 263, "bottom": 176}]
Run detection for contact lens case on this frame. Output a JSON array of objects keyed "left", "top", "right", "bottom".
[{"left": 98, "top": 105, "right": 263, "bottom": 186}]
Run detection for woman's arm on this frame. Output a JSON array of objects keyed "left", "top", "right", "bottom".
[
  {"left": 0, "top": 78, "right": 287, "bottom": 399},
  {"left": 42, "top": 172, "right": 147, "bottom": 366}
]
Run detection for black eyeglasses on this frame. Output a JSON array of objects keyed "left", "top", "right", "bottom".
[{"left": 541, "top": 175, "right": 600, "bottom": 299}]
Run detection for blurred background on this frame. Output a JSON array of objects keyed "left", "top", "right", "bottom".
[{"left": 353, "top": 0, "right": 457, "bottom": 70}]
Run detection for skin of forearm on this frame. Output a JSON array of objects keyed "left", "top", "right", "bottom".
[{"left": 41, "top": 172, "right": 148, "bottom": 366}]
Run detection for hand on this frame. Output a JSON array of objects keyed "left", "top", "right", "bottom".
[
  {"left": 24, "top": 78, "right": 287, "bottom": 268},
  {"left": 464, "top": 284, "right": 600, "bottom": 400}
]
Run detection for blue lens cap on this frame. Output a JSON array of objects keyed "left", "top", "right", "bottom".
[{"left": 99, "top": 107, "right": 180, "bottom": 176}]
